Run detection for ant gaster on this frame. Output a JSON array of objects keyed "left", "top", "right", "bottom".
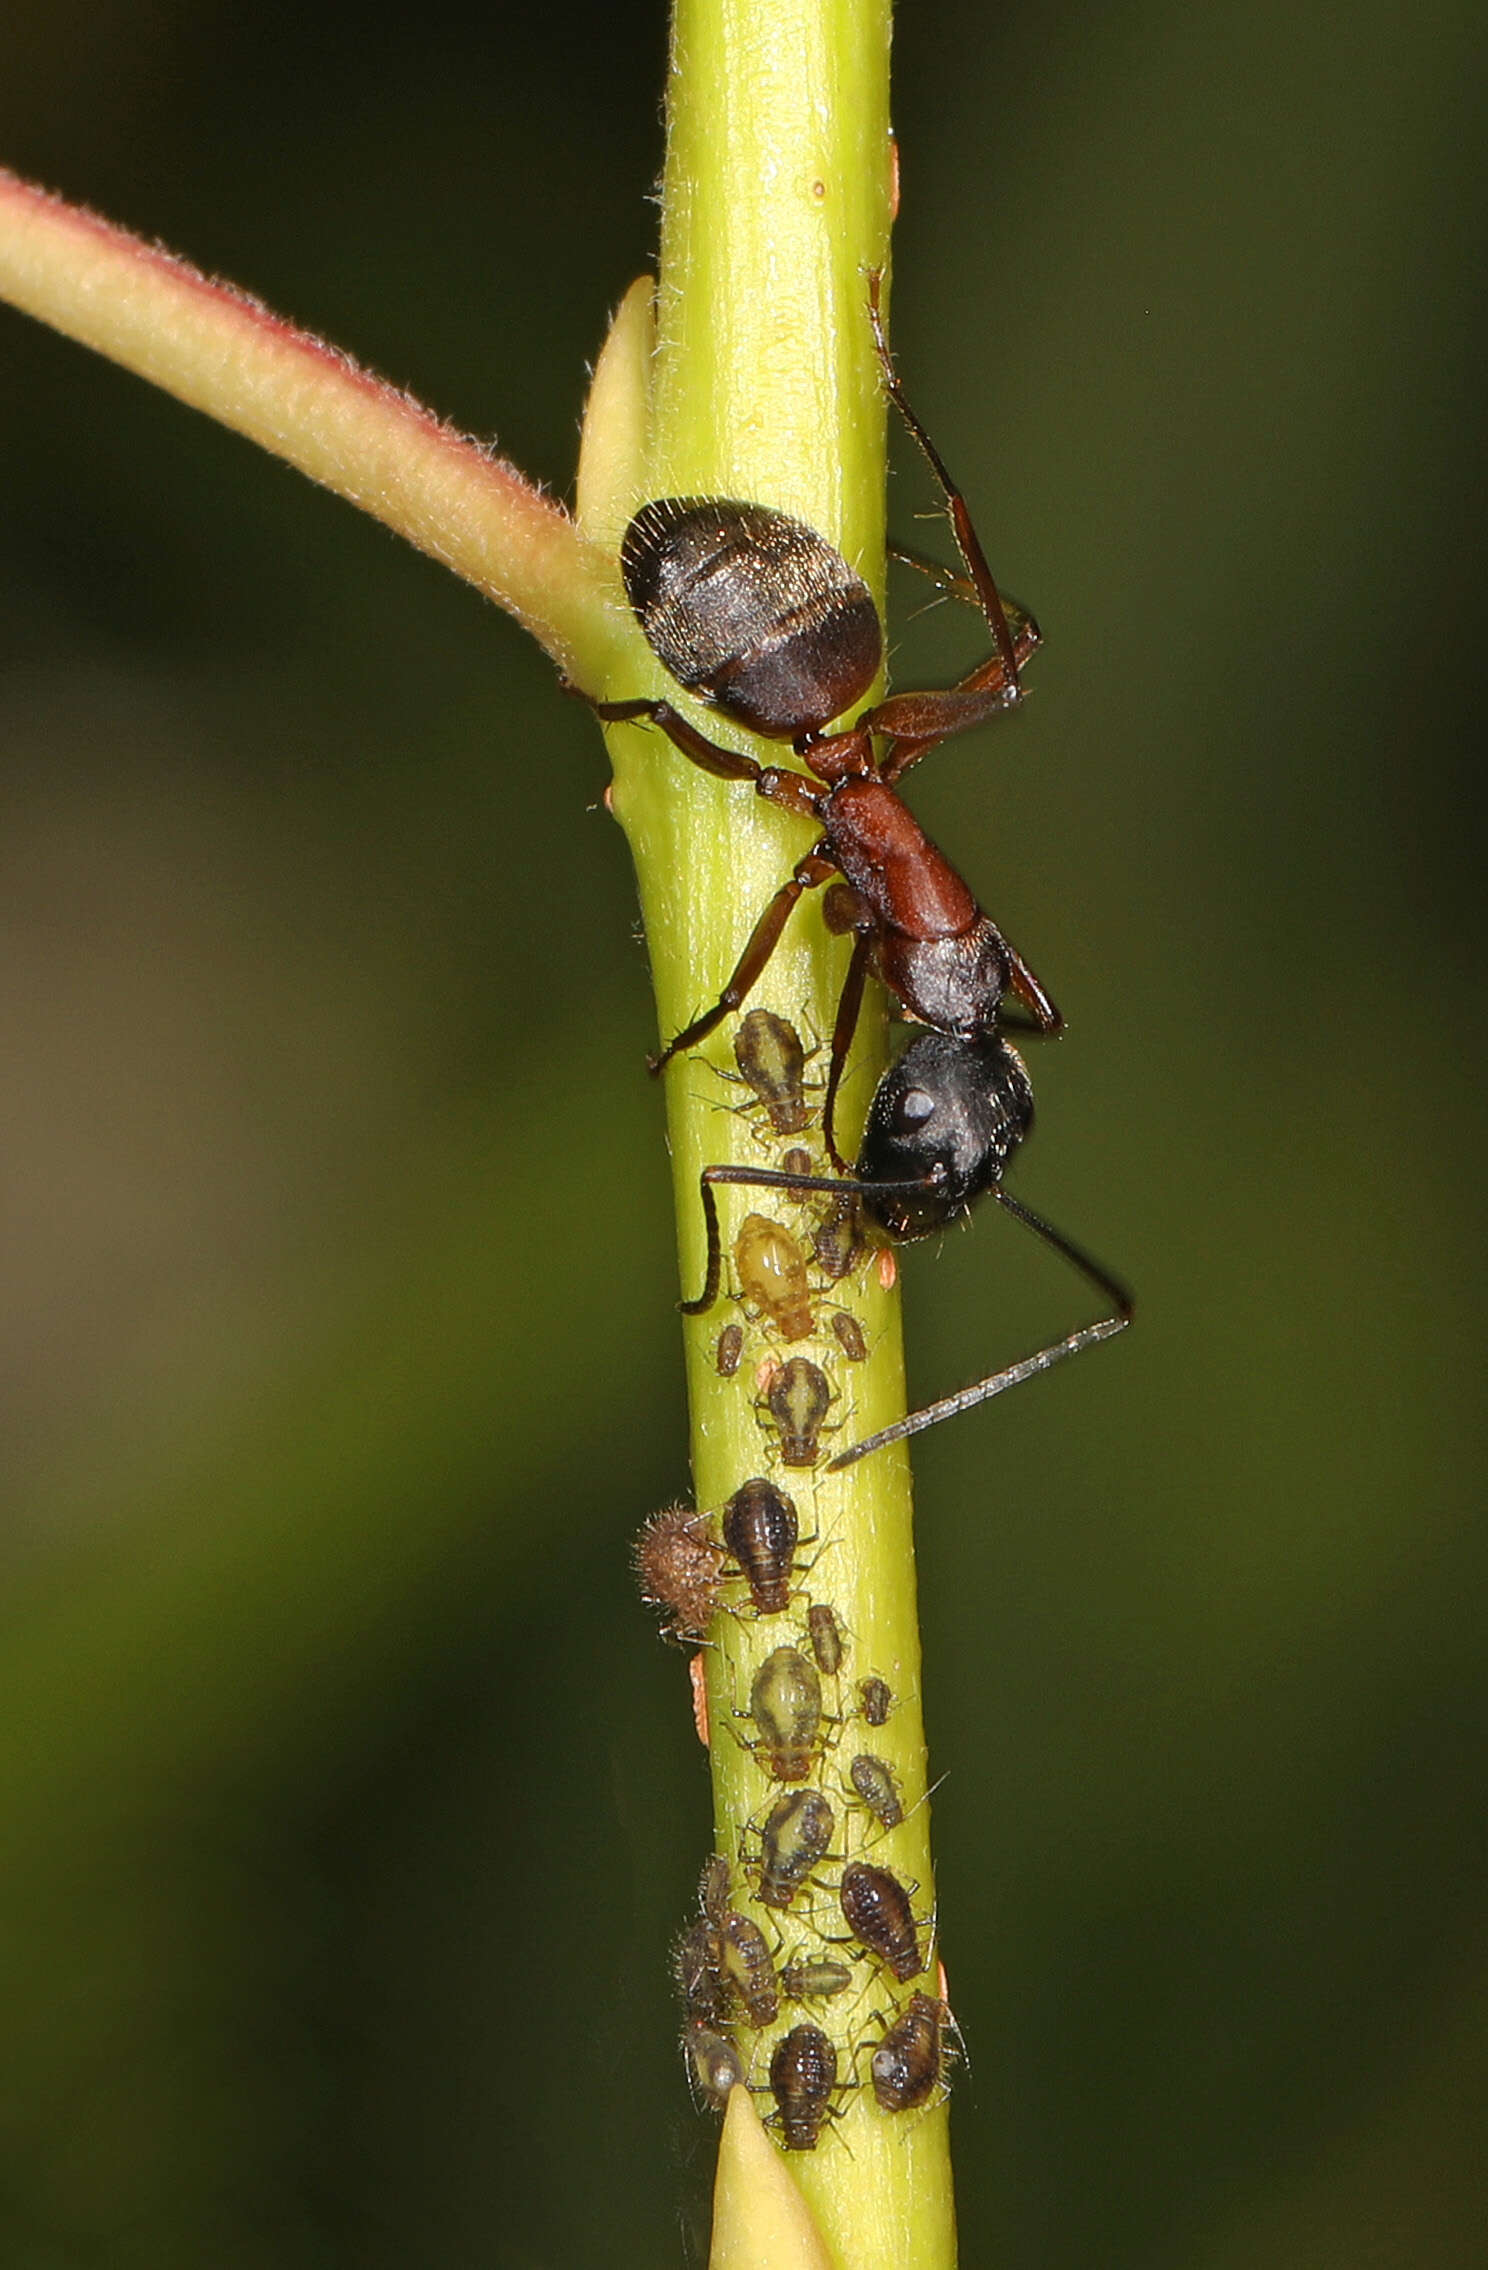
[{"left": 575, "top": 278, "right": 1130, "bottom": 1467}]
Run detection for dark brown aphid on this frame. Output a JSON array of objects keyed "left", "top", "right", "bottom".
[
  {"left": 673, "top": 1916, "right": 728, "bottom": 2027},
  {"left": 733, "top": 1008, "right": 811, "bottom": 1135},
  {"left": 722, "top": 1477, "right": 799, "bottom": 1615},
  {"left": 840, "top": 1859, "right": 924, "bottom": 1982},
  {"left": 781, "top": 1955, "right": 855, "bottom": 2002},
  {"left": 849, "top": 1751, "right": 904, "bottom": 1830},
  {"left": 634, "top": 1505, "right": 726, "bottom": 1643},
  {"left": 813, "top": 1192, "right": 865, "bottom": 1281},
  {"left": 755, "top": 1787, "right": 834, "bottom": 1909},
  {"left": 685, "top": 2020, "right": 745, "bottom": 2112},
  {"left": 831, "top": 1311, "right": 868, "bottom": 1363},
  {"left": 719, "top": 1910, "right": 780, "bottom": 2027},
  {"left": 765, "top": 1356, "right": 835, "bottom": 1467},
  {"left": 735, "top": 1213, "right": 814, "bottom": 1339},
  {"left": 768, "top": 2024, "right": 838, "bottom": 2151},
  {"left": 781, "top": 1145, "right": 814, "bottom": 1179},
  {"left": 716, "top": 1322, "right": 744, "bottom": 1377},
  {"left": 746, "top": 1645, "right": 824, "bottom": 1780},
  {"left": 807, "top": 1603, "right": 846, "bottom": 1677},
  {"left": 869, "top": 1992, "right": 947, "bottom": 2112},
  {"left": 859, "top": 1675, "right": 894, "bottom": 1727}
]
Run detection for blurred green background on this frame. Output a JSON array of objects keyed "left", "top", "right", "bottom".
[{"left": 0, "top": 3, "right": 1483, "bottom": 2264}]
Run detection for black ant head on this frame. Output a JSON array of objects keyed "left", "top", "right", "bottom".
[{"left": 858, "top": 1031, "right": 1034, "bottom": 1240}]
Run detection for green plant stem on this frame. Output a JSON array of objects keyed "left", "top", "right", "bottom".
[{"left": 585, "top": 6, "right": 957, "bottom": 2266}]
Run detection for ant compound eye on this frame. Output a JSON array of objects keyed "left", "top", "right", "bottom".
[{"left": 896, "top": 1087, "right": 936, "bottom": 1130}]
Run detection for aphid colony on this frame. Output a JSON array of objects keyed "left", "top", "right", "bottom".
[
  {"left": 634, "top": 999, "right": 957, "bottom": 2145},
  {"left": 658, "top": 1574, "right": 953, "bottom": 2144}
]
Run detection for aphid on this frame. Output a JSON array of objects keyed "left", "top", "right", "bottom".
[
  {"left": 869, "top": 1992, "right": 948, "bottom": 2113},
  {"left": 745, "top": 1645, "right": 824, "bottom": 1780},
  {"left": 698, "top": 1853, "right": 732, "bottom": 1923},
  {"left": 830, "top": 1311, "right": 868, "bottom": 1363},
  {"left": 732, "top": 1008, "right": 811, "bottom": 1135},
  {"left": 768, "top": 2024, "right": 838, "bottom": 2151},
  {"left": 849, "top": 1752, "right": 904, "bottom": 1830},
  {"left": 806, "top": 1603, "right": 846, "bottom": 1677},
  {"left": 813, "top": 1191, "right": 864, "bottom": 1281},
  {"left": 839, "top": 1859, "right": 924, "bottom": 1982},
  {"left": 781, "top": 1955, "right": 855, "bottom": 2003},
  {"left": 859, "top": 1674, "right": 894, "bottom": 1727},
  {"left": 754, "top": 1787, "right": 835, "bottom": 1909},
  {"left": 716, "top": 1322, "right": 744, "bottom": 1377},
  {"left": 764, "top": 1355, "right": 835, "bottom": 1467},
  {"left": 718, "top": 1910, "right": 779, "bottom": 2026},
  {"left": 673, "top": 1917, "right": 728, "bottom": 2027},
  {"left": 722, "top": 1477, "right": 799, "bottom": 1615},
  {"left": 685, "top": 2021, "right": 745, "bottom": 2112},
  {"left": 734, "top": 1213, "right": 814, "bottom": 1339},
  {"left": 780, "top": 1146, "right": 814, "bottom": 1180},
  {"left": 634, "top": 1505, "right": 726, "bottom": 1642}
]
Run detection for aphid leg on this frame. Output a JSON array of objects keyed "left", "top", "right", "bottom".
[{"left": 826, "top": 1190, "right": 1133, "bottom": 1470}]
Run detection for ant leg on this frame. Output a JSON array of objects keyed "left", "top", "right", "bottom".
[
  {"left": 876, "top": 553, "right": 1042, "bottom": 784},
  {"left": 889, "top": 542, "right": 1041, "bottom": 656},
  {"left": 822, "top": 934, "right": 873, "bottom": 1172},
  {"left": 680, "top": 1172, "right": 728, "bottom": 1316},
  {"left": 867, "top": 271, "right": 1024, "bottom": 703},
  {"left": 567, "top": 686, "right": 765, "bottom": 784},
  {"left": 1002, "top": 941, "right": 1064, "bottom": 1034},
  {"left": 824, "top": 1190, "right": 1132, "bottom": 1469},
  {"left": 860, "top": 679, "right": 1021, "bottom": 748},
  {"left": 652, "top": 849, "right": 836, "bottom": 1073}
]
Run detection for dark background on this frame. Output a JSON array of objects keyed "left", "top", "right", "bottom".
[{"left": 0, "top": 3, "right": 1483, "bottom": 2265}]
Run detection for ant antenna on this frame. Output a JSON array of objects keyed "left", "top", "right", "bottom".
[{"left": 826, "top": 1191, "right": 1131, "bottom": 1469}]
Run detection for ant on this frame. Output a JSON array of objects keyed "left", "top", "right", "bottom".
[
  {"left": 571, "top": 271, "right": 1049, "bottom": 1170},
  {"left": 574, "top": 277, "right": 1131, "bottom": 1464}
]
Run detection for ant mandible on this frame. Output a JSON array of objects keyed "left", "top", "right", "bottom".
[{"left": 573, "top": 272, "right": 1051, "bottom": 1171}]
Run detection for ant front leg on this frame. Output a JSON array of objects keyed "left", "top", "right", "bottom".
[
  {"left": 1002, "top": 940, "right": 1064, "bottom": 1035},
  {"left": 817, "top": 914, "right": 875, "bottom": 1171},
  {"left": 652, "top": 848, "right": 837, "bottom": 1074}
]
